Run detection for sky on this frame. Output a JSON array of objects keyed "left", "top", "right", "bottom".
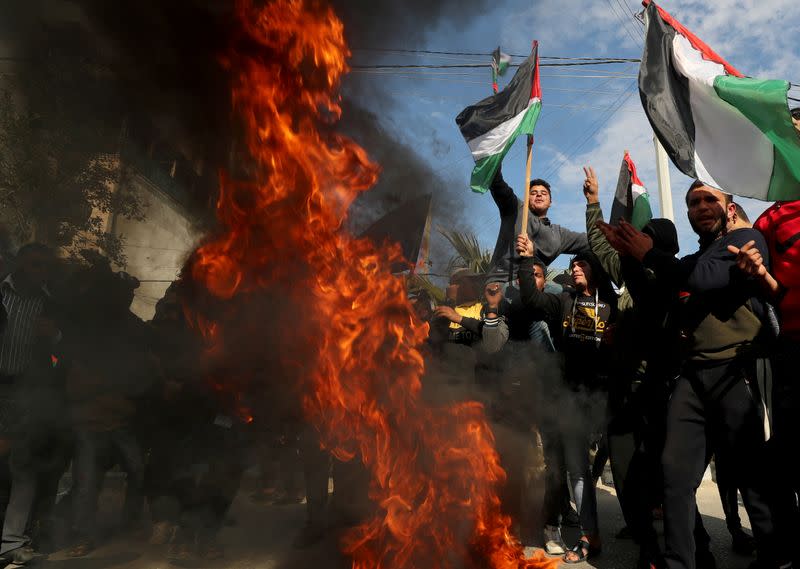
[{"left": 345, "top": 0, "right": 800, "bottom": 271}]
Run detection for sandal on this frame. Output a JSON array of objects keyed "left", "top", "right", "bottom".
[{"left": 563, "top": 537, "right": 601, "bottom": 564}]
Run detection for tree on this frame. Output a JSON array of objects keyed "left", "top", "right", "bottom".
[
  {"left": 0, "top": 56, "right": 144, "bottom": 264},
  {"left": 438, "top": 227, "right": 493, "bottom": 274}
]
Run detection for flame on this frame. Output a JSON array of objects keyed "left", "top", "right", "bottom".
[{"left": 189, "top": 1, "right": 557, "bottom": 568}]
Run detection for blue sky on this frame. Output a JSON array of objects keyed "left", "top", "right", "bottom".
[{"left": 348, "top": 0, "right": 800, "bottom": 271}]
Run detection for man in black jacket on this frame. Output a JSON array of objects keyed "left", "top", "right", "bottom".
[{"left": 600, "top": 182, "right": 783, "bottom": 569}]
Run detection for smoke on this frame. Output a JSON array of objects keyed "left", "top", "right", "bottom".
[
  {"left": 3, "top": 0, "right": 497, "bottom": 275},
  {"left": 332, "top": 0, "right": 493, "bottom": 273}
]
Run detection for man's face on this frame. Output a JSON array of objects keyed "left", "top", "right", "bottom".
[
  {"left": 687, "top": 186, "right": 732, "bottom": 239},
  {"left": 528, "top": 184, "right": 551, "bottom": 217},
  {"left": 533, "top": 264, "right": 546, "bottom": 292},
  {"left": 571, "top": 260, "right": 593, "bottom": 291},
  {"left": 450, "top": 277, "right": 479, "bottom": 304}
]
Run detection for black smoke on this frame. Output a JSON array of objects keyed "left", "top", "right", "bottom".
[{"left": 5, "top": 0, "right": 494, "bottom": 273}]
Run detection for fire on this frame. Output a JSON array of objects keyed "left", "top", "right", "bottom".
[{"left": 189, "top": 0, "right": 557, "bottom": 567}]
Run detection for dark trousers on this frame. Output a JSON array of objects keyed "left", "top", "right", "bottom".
[
  {"left": 541, "top": 394, "right": 604, "bottom": 537},
  {"left": 72, "top": 428, "right": 144, "bottom": 540},
  {"left": 607, "top": 376, "right": 671, "bottom": 558},
  {"left": 662, "top": 360, "right": 780, "bottom": 569},
  {"left": 714, "top": 453, "right": 743, "bottom": 534},
  {"left": 0, "top": 460, "right": 36, "bottom": 555},
  {"left": 770, "top": 339, "right": 800, "bottom": 562},
  {"left": 0, "top": 398, "right": 71, "bottom": 556}
]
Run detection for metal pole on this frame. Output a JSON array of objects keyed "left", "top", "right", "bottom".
[{"left": 654, "top": 135, "right": 674, "bottom": 221}]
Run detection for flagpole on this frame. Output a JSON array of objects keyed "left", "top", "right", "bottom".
[
  {"left": 521, "top": 135, "right": 534, "bottom": 233},
  {"left": 653, "top": 135, "right": 674, "bottom": 221}
]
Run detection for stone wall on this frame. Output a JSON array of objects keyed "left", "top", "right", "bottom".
[{"left": 113, "top": 173, "right": 199, "bottom": 320}]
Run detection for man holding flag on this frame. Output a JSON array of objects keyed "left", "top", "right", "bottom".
[{"left": 456, "top": 41, "right": 589, "bottom": 275}]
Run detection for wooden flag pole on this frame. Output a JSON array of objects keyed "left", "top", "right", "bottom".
[{"left": 520, "top": 135, "right": 534, "bottom": 235}]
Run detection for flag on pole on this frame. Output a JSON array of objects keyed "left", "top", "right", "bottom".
[
  {"left": 491, "top": 47, "right": 512, "bottom": 93},
  {"left": 610, "top": 152, "right": 652, "bottom": 229},
  {"left": 639, "top": 0, "right": 800, "bottom": 201},
  {"left": 456, "top": 41, "right": 541, "bottom": 194},
  {"left": 359, "top": 194, "right": 433, "bottom": 274}
]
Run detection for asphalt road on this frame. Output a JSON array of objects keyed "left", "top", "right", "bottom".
[{"left": 27, "top": 476, "right": 756, "bottom": 569}]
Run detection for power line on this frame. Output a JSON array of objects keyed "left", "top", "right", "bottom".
[
  {"left": 541, "top": 83, "right": 639, "bottom": 180},
  {"left": 616, "top": 0, "right": 646, "bottom": 39},
  {"left": 351, "top": 60, "right": 639, "bottom": 70},
  {"left": 351, "top": 70, "right": 639, "bottom": 80},
  {"left": 461, "top": 74, "right": 632, "bottom": 235},
  {"left": 352, "top": 48, "right": 640, "bottom": 61},
  {"left": 603, "top": 0, "right": 643, "bottom": 47}
]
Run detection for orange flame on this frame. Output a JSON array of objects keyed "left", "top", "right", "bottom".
[{"left": 190, "top": 1, "right": 557, "bottom": 568}]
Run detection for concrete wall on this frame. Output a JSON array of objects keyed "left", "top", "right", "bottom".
[{"left": 113, "top": 174, "right": 199, "bottom": 320}]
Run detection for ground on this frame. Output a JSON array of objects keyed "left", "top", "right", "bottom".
[{"left": 28, "top": 475, "right": 756, "bottom": 569}]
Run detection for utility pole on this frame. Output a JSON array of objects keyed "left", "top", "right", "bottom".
[{"left": 654, "top": 135, "right": 674, "bottom": 221}]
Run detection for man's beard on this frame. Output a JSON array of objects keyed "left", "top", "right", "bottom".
[{"left": 690, "top": 209, "right": 727, "bottom": 243}]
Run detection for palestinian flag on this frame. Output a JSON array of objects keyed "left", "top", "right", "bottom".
[
  {"left": 491, "top": 47, "right": 512, "bottom": 93},
  {"left": 639, "top": 1, "right": 800, "bottom": 201},
  {"left": 456, "top": 41, "right": 541, "bottom": 194},
  {"left": 610, "top": 152, "right": 652, "bottom": 229}
]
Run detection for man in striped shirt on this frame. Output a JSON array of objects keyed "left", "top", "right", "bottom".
[
  {"left": 0, "top": 244, "right": 56, "bottom": 379},
  {"left": 0, "top": 243, "right": 58, "bottom": 565}
]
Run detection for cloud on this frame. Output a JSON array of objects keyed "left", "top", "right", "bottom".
[
  {"left": 496, "top": 0, "right": 798, "bottom": 258},
  {"left": 501, "top": 0, "right": 643, "bottom": 55},
  {"left": 664, "top": 0, "right": 799, "bottom": 79}
]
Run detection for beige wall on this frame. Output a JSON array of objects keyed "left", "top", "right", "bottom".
[{"left": 113, "top": 174, "right": 199, "bottom": 320}]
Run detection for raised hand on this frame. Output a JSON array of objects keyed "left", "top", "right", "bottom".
[
  {"left": 727, "top": 240, "right": 782, "bottom": 297},
  {"left": 583, "top": 166, "right": 599, "bottom": 204},
  {"left": 516, "top": 233, "right": 535, "bottom": 258},
  {"left": 596, "top": 220, "right": 625, "bottom": 252},
  {"left": 616, "top": 219, "right": 654, "bottom": 261},
  {"left": 727, "top": 240, "right": 767, "bottom": 278}
]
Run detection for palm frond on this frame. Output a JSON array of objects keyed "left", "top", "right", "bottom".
[
  {"left": 407, "top": 274, "right": 445, "bottom": 303},
  {"left": 438, "top": 227, "right": 492, "bottom": 274}
]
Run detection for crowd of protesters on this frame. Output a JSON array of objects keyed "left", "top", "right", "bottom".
[
  {"left": 0, "top": 245, "right": 267, "bottom": 566},
  {"left": 411, "top": 108, "right": 800, "bottom": 569},
  {"left": 0, "top": 113, "right": 798, "bottom": 569}
]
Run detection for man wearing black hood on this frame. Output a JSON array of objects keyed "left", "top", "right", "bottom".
[
  {"left": 517, "top": 236, "right": 616, "bottom": 564},
  {"left": 600, "top": 182, "right": 783, "bottom": 569}
]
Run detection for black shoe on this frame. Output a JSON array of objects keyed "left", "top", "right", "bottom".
[
  {"left": 562, "top": 507, "right": 580, "bottom": 528},
  {"left": 731, "top": 528, "right": 756, "bottom": 555},
  {"left": 696, "top": 547, "right": 717, "bottom": 569}
]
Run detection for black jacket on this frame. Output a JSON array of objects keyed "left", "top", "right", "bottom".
[{"left": 519, "top": 256, "right": 617, "bottom": 389}]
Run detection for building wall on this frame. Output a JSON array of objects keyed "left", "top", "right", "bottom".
[{"left": 113, "top": 173, "right": 199, "bottom": 320}]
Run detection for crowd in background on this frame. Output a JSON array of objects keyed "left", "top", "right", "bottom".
[{"left": 409, "top": 106, "right": 800, "bottom": 569}]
